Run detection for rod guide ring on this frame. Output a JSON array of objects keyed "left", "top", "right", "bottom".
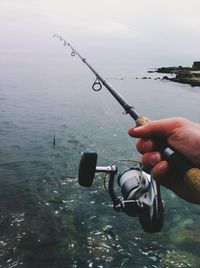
[{"left": 92, "top": 78, "right": 102, "bottom": 91}]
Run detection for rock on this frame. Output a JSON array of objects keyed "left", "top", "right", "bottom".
[
  {"left": 192, "top": 61, "right": 200, "bottom": 70},
  {"left": 162, "top": 76, "right": 169, "bottom": 80}
]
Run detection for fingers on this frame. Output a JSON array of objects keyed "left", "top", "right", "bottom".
[
  {"left": 136, "top": 138, "right": 167, "bottom": 154},
  {"left": 151, "top": 161, "right": 170, "bottom": 187},
  {"left": 140, "top": 151, "right": 171, "bottom": 188},
  {"left": 142, "top": 153, "right": 170, "bottom": 188},
  {"left": 136, "top": 139, "right": 154, "bottom": 153},
  {"left": 141, "top": 152, "right": 162, "bottom": 170}
]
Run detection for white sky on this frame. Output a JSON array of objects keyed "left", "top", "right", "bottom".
[{"left": 0, "top": 0, "right": 200, "bottom": 66}]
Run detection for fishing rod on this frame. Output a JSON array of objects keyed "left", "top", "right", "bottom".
[
  {"left": 53, "top": 34, "right": 139, "bottom": 120},
  {"left": 53, "top": 34, "right": 200, "bottom": 218}
]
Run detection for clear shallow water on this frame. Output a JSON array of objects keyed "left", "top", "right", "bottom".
[{"left": 0, "top": 49, "right": 200, "bottom": 268}]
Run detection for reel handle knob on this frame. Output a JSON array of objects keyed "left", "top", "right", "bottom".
[{"left": 78, "top": 152, "right": 97, "bottom": 187}]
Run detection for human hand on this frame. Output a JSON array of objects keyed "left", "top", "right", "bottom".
[{"left": 128, "top": 117, "right": 200, "bottom": 203}]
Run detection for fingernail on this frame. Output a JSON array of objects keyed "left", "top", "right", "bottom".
[
  {"left": 149, "top": 152, "right": 160, "bottom": 165},
  {"left": 128, "top": 128, "right": 134, "bottom": 136},
  {"left": 157, "top": 161, "right": 168, "bottom": 175},
  {"left": 128, "top": 126, "right": 144, "bottom": 136},
  {"left": 141, "top": 140, "right": 152, "bottom": 152}
]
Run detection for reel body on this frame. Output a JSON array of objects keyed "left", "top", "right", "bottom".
[{"left": 78, "top": 152, "right": 164, "bottom": 233}]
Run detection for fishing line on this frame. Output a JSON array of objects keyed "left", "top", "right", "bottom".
[
  {"left": 97, "top": 87, "right": 141, "bottom": 160},
  {"left": 96, "top": 87, "right": 136, "bottom": 148},
  {"left": 53, "top": 34, "right": 138, "bottom": 154}
]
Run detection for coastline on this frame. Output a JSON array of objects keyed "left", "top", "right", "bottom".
[{"left": 150, "top": 62, "right": 200, "bottom": 87}]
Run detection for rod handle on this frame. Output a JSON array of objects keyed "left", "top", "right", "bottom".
[{"left": 135, "top": 116, "right": 200, "bottom": 203}]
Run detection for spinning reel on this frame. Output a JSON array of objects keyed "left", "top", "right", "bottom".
[{"left": 78, "top": 152, "right": 164, "bottom": 233}]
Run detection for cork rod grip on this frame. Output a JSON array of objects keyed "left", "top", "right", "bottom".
[{"left": 136, "top": 116, "right": 200, "bottom": 203}]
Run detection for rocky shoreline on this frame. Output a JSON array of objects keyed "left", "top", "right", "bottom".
[{"left": 150, "top": 61, "right": 200, "bottom": 87}]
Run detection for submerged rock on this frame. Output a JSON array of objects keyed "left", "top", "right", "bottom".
[
  {"left": 160, "top": 249, "right": 200, "bottom": 268},
  {"left": 169, "top": 221, "right": 200, "bottom": 243}
]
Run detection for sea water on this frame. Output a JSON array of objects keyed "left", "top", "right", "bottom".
[{"left": 0, "top": 49, "right": 200, "bottom": 268}]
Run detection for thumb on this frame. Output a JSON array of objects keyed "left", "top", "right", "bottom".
[{"left": 128, "top": 118, "right": 185, "bottom": 139}]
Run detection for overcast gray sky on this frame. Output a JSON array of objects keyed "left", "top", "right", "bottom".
[{"left": 0, "top": 0, "right": 200, "bottom": 67}]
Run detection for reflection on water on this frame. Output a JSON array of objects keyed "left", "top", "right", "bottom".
[{"left": 0, "top": 51, "right": 200, "bottom": 267}]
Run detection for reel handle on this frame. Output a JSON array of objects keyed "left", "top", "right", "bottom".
[{"left": 136, "top": 116, "right": 200, "bottom": 203}]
